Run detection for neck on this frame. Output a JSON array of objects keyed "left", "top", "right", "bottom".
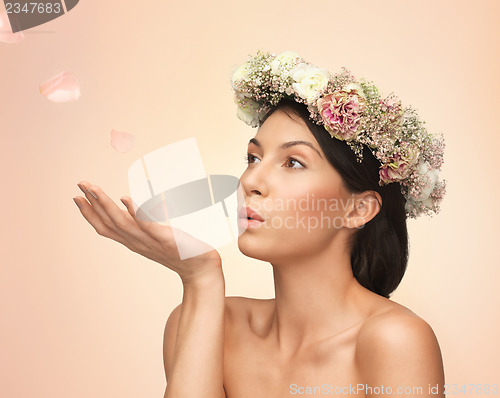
[{"left": 267, "top": 237, "right": 372, "bottom": 357}]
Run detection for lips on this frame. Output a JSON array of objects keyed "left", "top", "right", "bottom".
[{"left": 238, "top": 206, "right": 264, "bottom": 222}]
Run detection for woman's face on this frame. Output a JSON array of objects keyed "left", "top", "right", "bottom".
[{"left": 237, "top": 109, "right": 356, "bottom": 263}]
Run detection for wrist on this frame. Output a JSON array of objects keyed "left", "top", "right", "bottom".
[{"left": 180, "top": 267, "right": 225, "bottom": 290}]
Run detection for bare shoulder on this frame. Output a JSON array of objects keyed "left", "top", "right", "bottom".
[
  {"left": 355, "top": 302, "right": 445, "bottom": 396},
  {"left": 358, "top": 301, "right": 426, "bottom": 337},
  {"left": 356, "top": 302, "right": 439, "bottom": 354}
]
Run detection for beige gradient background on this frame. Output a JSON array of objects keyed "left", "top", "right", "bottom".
[{"left": 1, "top": 0, "right": 499, "bottom": 396}]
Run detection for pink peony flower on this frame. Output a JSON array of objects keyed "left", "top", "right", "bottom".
[
  {"left": 379, "top": 148, "right": 420, "bottom": 185},
  {"left": 317, "top": 84, "right": 367, "bottom": 141}
]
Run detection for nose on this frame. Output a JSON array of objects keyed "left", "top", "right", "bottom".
[{"left": 239, "top": 163, "right": 269, "bottom": 198}]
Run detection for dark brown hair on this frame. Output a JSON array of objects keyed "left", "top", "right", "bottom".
[{"left": 260, "top": 99, "right": 409, "bottom": 298}]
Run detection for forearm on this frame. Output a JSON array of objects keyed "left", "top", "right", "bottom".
[{"left": 166, "top": 271, "right": 225, "bottom": 398}]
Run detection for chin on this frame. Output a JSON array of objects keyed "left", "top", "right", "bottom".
[
  {"left": 237, "top": 234, "right": 272, "bottom": 262},
  {"left": 237, "top": 234, "right": 258, "bottom": 257},
  {"left": 237, "top": 233, "right": 307, "bottom": 264}
]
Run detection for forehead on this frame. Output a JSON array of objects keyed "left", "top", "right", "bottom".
[{"left": 253, "top": 110, "right": 316, "bottom": 144}]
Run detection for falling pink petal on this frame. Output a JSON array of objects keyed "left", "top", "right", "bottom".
[
  {"left": 39, "top": 71, "right": 81, "bottom": 102},
  {"left": 111, "top": 129, "right": 135, "bottom": 153},
  {"left": 0, "top": 12, "right": 24, "bottom": 43}
]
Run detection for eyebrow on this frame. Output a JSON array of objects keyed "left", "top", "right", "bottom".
[{"left": 248, "top": 138, "right": 323, "bottom": 158}]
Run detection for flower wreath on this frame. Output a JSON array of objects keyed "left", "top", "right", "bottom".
[{"left": 231, "top": 50, "right": 446, "bottom": 219}]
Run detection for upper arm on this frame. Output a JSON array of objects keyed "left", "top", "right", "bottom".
[
  {"left": 355, "top": 312, "right": 445, "bottom": 398},
  {"left": 162, "top": 301, "right": 228, "bottom": 398},
  {"left": 163, "top": 303, "right": 183, "bottom": 384}
]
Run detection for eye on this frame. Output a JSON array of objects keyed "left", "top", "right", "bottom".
[
  {"left": 245, "top": 154, "right": 260, "bottom": 164},
  {"left": 284, "top": 157, "right": 305, "bottom": 169}
]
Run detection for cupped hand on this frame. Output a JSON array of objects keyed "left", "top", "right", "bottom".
[{"left": 73, "top": 181, "right": 222, "bottom": 284}]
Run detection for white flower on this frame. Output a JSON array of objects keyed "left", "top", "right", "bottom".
[
  {"left": 412, "top": 159, "right": 439, "bottom": 201},
  {"left": 231, "top": 64, "right": 250, "bottom": 89},
  {"left": 291, "top": 63, "right": 330, "bottom": 104},
  {"left": 421, "top": 196, "right": 434, "bottom": 209},
  {"left": 344, "top": 82, "right": 367, "bottom": 99},
  {"left": 236, "top": 91, "right": 251, "bottom": 99},
  {"left": 417, "top": 158, "right": 429, "bottom": 175},
  {"left": 236, "top": 99, "right": 261, "bottom": 128},
  {"left": 270, "top": 51, "right": 301, "bottom": 76}
]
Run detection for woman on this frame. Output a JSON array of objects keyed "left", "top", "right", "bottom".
[{"left": 73, "top": 51, "right": 446, "bottom": 397}]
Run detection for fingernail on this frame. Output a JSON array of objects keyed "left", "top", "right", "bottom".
[
  {"left": 73, "top": 197, "right": 82, "bottom": 209},
  {"left": 120, "top": 198, "right": 127, "bottom": 207},
  {"left": 88, "top": 189, "right": 98, "bottom": 200},
  {"left": 77, "top": 183, "right": 85, "bottom": 194}
]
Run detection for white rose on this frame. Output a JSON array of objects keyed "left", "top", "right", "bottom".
[
  {"left": 413, "top": 159, "right": 439, "bottom": 201},
  {"left": 416, "top": 158, "right": 429, "bottom": 175},
  {"left": 231, "top": 64, "right": 250, "bottom": 88},
  {"left": 270, "top": 51, "right": 301, "bottom": 76},
  {"left": 291, "top": 64, "right": 330, "bottom": 103},
  {"left": 420, "top": 169, "right": 439, "bottom": 200},
  {"left": 236, "top": 99, "right": 261, "bottom": 128}
]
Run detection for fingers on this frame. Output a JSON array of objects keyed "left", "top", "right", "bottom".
[
  {"left": 74, "top": 182, "right": 181, "bottom": 263},
  {"left": 119, "top": 196, "right": 136, "bottom": 217},
  {"left": 119, "top": 195, "right": 177, "bottom": 247},
  {"left": 75, "top": 181, "right": 152, "bottom": 248},
  {"left": 73, "top": 194, "right": 129, "bottom": 245},
  {"left": 79, "top": 182, "right": 128, "bottom": 228},
  {"left": 77, "top": 181, "right": 115, "bottom": 227}
]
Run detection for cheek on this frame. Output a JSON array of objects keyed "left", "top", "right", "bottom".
[
  {"left": 264, "top": 184, "right": 349, "bottom": 246},
  {"left": 277, "top": 183, "right": 348, "bottom": 222}
]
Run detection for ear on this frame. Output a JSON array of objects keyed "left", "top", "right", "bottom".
[{"left": 343, "top": 190, "right": 382, "bottom": 229}]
